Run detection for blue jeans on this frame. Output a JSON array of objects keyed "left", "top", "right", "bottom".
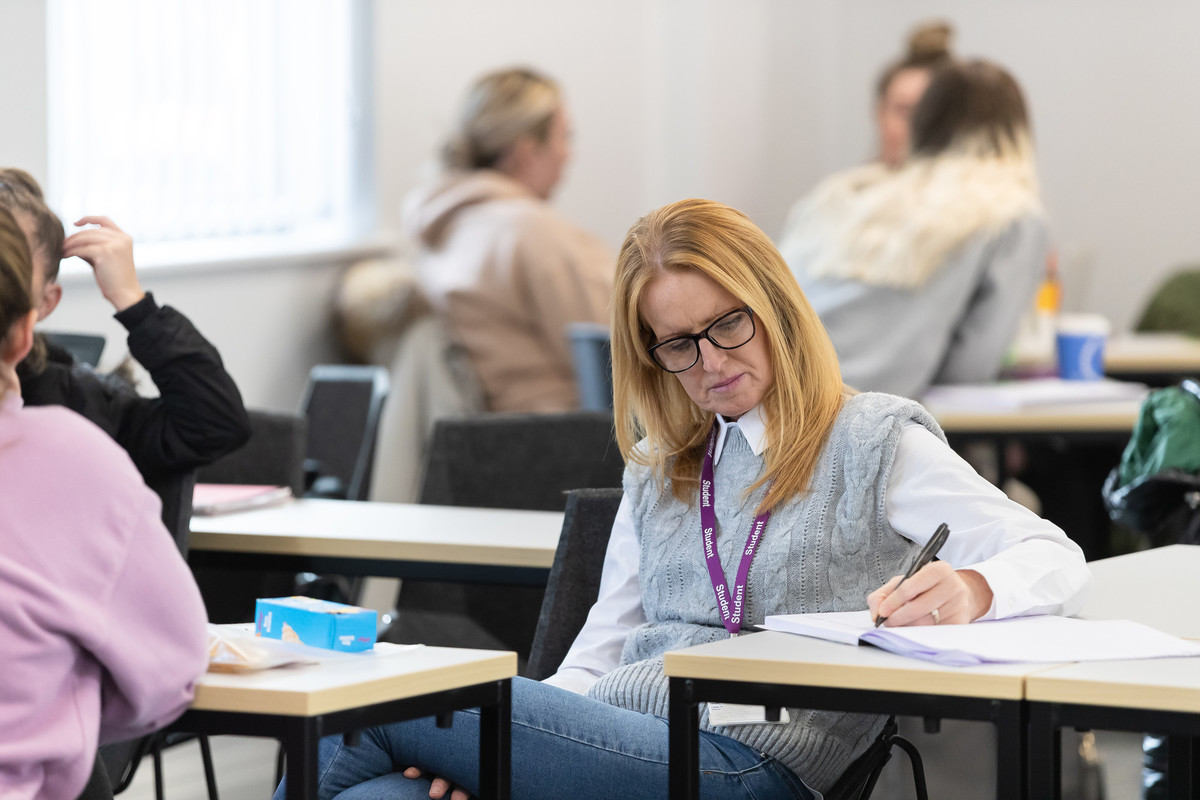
[{"left": 273, "top": 677, "right": 815, "bottom": 800}]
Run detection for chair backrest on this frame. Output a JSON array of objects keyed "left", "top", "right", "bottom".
[
  {"left": 525, "top": 487, "right": 623, "bottom": 680},
  {"left": 144, "top": 469, "right": 195, "bottom": 558},
  {"left": 42, "top": 331, "right": 105, "bottom": 367},
  {"left": 196, "top": 409, "right": 309, "bottom": 496},
  {"left": 568, "top": 322, "right": 613, "bottom": 412},
  {"left": 301, "top": 364, "right": 390, "bottom": 501},
  {"left": 418, "top": 411, "right": 624, "bottom": 511}
]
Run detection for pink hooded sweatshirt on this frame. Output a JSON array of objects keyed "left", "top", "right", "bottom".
[{"left": 0, "top": 393, "right": 209, "bottom": 800}]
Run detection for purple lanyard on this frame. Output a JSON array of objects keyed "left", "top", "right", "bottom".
[{"left": 701, "top": 423, "right": 771, "bottom": 635}]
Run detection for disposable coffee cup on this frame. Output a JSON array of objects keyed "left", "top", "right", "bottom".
[{"left": 1056, "top": 313, "right": 1111, "bottom": 381}]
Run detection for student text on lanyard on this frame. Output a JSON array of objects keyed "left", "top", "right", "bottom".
[{"left": 701, "top": 421, "right": 771, "bottom": 636}]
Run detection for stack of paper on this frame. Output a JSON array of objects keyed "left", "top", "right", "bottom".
[
  {"left": 921, "top": 379, "right": 1147, "bottom": 412},
  {"left": 763, "top": 610, "right": 1200, "bottom": 667}
]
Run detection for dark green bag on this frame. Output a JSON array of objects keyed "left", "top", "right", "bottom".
[{"left": 1102, "top": 379, "right": 1200, "bottom": 545}]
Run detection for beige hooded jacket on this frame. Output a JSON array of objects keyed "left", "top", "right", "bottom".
[{"left": 404, "top": 170, "right": 613, "bottom": 412}]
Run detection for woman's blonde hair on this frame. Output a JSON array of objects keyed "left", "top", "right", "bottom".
[
  {"left": 612, "top": 198, "right": 845, "bottom": 513},
  {"left": 0, "top": 205, "right": 34, "bottom": 359},
  {"left": 442, "top": 68, "right": 561, "bottom": 171}
]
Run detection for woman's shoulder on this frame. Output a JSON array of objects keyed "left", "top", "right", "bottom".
[
  {"left": 13, "top": 403, "right": 143, "bottom": 488},
  {"left": 837, "top": 392, "right": 946, "bottom": 443},
  {"left": 783, "top": 163, "right": 893, "bottom": 229},
  {"left": 504, "top": 204, "right": 612, "bottom": 276}
]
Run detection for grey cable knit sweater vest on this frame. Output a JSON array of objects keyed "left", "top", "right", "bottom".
[{"left": 587, "top": 392, "right": 945, "bottom": 793}]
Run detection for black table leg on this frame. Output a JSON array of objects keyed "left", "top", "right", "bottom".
[
  {"left": 282, "top": 719, "right": 320, "bottom": 800},
  {"left": 669, "top": 677, "right": 700, "bottom": 800},
  {"left": 1027, "top": 703, "right": 1061, "bottom": 800},
  {"left": 478, "top": 679, "right": 512, "bottom": 800},
  {"left": 1166, "top": 734, "right": 1194, "bottom": 800},
  {"left": 994, "top": 699, "right": 1029, "bottom": 800}
]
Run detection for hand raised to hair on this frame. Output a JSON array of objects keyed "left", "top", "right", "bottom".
[
  {"left": 402, "top": 766, "right": 474, "bottom": 800},
  {"left": 62, "top": 216, "right": 145, "bottom": 312}
]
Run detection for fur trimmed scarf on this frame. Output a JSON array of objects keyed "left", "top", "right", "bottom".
[{"left": 781, "top": 138, "right": 1041, "bottom": 289}]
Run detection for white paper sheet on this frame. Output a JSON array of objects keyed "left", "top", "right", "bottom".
[{"left": 762, "top": 612, "right": 1200, "bottom": 667}]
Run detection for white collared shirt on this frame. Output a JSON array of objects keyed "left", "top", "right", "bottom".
[{"left": 544, "top": 406, "right": 1092, "bottom": 695}]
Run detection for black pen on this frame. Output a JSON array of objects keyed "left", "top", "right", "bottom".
[{"left": 874, "top": 522, "right": 951, "bottom": 628}]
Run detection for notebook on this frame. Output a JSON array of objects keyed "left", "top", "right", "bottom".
[
  {"left": 193, "top": 483, "right": 294, "bottom": 516},
  {"left": 762, "top": 610, "right": 1200, "bottom": 667}
]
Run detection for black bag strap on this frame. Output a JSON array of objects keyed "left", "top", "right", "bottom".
[{"left": 827, "top": 715, "right": 929, "bottom": 800}]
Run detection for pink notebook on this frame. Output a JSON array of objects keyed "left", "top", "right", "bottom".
[{"left": 193, "top": 484, "right": 294, "bottom": 516}]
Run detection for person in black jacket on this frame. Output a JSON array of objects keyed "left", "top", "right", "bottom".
[{"left": 0, "top": 168, "right": 250, "bottom": 548}]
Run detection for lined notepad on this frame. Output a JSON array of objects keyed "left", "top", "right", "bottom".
[{"left": 763, "top": 611, "right": 1200, "bottom": 667}]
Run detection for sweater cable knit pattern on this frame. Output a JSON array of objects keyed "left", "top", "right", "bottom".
[{"left": 587, "top": 392, "right": 945, "bottom": 792}]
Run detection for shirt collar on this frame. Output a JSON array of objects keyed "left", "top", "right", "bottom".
[{"left": 712, "top": 404, "right": 767, "bottom": 464}]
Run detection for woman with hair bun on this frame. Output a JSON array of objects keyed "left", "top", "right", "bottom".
[
  {"left": 875, "top": 21, "right": 955, "bottom": 168},
  {"left": 780, "top": 59, "right": 1046, "bottom": 400},
  {"left": 404, "top": 67, "right": 613, "bottom": 412}
]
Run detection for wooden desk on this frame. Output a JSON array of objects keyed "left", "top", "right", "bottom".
[
  {"left": 1106, "top": 333, "right": 1200, "bottom": 385},
  {"left": 189, "top": 499, "right": 563, "bottom": 585},
  {"left": 928, "top": 400, "right": 1141, "bottom": 439},
  {"left": 1026, "top": 544, "right": 1200, "bottom": 798},
  {"left": 177, "top": 645, "right": 516, "bottom": 800},
  {"left": 663, "top": 630, "right": 1042, "bottom": 799},
  {"left": 1027, "top": 658, "right": 1200, "bottom": 799},
  {"left": 1006, "top": 332, "right": 1200, "bottom": 387}
]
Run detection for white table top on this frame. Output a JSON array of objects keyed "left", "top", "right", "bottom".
[
  {"left": 193, "top": 644, "right": 516, "bottom": 716},
  {"left": 1079, "top": 544, "right": 1200, "bottom": 640},
  {"left": 189, "top": 499, "right": 564, "bottom": 570},
  {"left": 662, "top": 630, "right": 1053, "bottom": 701}
]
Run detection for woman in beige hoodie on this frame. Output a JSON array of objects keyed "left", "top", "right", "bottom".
[{"left": 404, "top": 68, "right": 613, "bottom": 413}]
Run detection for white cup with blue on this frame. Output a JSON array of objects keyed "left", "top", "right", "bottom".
[{"left": 1056, "top": 313, "right": 1111, "bottom": 380}]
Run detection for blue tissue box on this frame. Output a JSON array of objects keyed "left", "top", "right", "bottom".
[{"left": 255, "top": 596, "right": 377, "bottom": 652}]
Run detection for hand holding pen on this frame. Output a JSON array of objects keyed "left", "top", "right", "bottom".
[{"left": 869, "top": 523, "right": 952, "bottom": 628}]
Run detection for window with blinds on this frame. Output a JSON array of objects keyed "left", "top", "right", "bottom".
[{"left": 46, "top": 0, "right": 371, "bottom": 257}]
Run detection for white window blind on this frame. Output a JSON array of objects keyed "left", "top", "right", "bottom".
[{"left": 46, "top": 0, "right": 371, "bottom": 256}]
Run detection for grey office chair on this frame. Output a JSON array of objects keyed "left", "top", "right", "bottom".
[
  {"left": 418, "top": 411, "right": 623, "bottom": 510},
  {"left": 300, "top": 364, "right": 390, "bottom": 501},
  {"left": 194, "top": 410, "right": 309, "bottom": 624},
  {"left": 196, "top": 409, "right": 309, "bottom": 496},
  {"left": 293, "top": 365, "right": 390, "bottom": 608},
  {"left": 525, "top": 488, "right": 623, "bottom": 681},
  {"left": 387, "top": 411, "right": 625, "bottom": 668},
  {"left": 568, "top": 322, "right": 613, "bottom": 412}
]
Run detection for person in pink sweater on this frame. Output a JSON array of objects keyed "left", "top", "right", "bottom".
[{"left": 0, "top": 205, "right": 209, "bottom": 800}]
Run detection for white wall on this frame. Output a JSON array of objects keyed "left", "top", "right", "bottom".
[
  {"left": 4, "top": 1, "right": 1199, "bottom": 411},
  {"left": 378, "top": 0, "right": 1200, "bottom": 331}
]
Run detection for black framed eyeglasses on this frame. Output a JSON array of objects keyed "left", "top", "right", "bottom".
[{"left": 647, "top": 306, "right": 756, "bottom": 373}]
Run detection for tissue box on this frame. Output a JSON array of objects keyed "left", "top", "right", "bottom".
[{"left": 255, "top": 596, "right": 377, "bottom": 652}]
